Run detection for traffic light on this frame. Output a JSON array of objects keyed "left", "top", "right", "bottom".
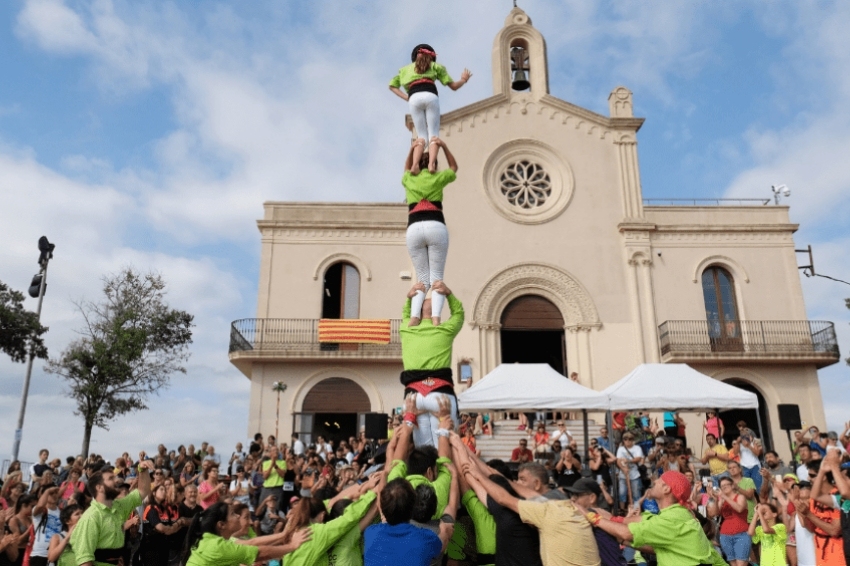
[{"left": 28, "top": 274, "right": 44, "bottom": 298}]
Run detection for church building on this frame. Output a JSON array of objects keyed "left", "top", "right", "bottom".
[{"left": 229, "top": 7, "right": 839, "bottom": 460}]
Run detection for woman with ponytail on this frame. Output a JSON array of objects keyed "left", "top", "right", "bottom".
[
  {"left": 182, "top": 502, "right": 310, "bottom": 566},
  {"left": 389, "top": 44, "right": 471, "bottom": 175},
  {"left": 281, "top": 474, "right": 382, "bottom": 566}
]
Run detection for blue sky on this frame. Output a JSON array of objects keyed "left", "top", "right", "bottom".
[{"left": 1, "top": 0, "right": 849, "bottom": 462}]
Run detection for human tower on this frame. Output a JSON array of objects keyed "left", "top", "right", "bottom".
[{"left": 389, "top": 44, "right": 472, "bottom": 448}]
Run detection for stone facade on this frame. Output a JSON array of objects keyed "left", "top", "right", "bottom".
[{"left": 229, "top": 8, "right": 838, "bottom": 461}]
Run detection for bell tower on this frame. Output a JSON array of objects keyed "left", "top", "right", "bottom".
[{"left": 492, "top": 7, "right": 549, "bottom": 99}]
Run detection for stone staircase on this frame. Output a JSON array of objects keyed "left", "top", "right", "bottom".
[{"left": 476, "top": 417, "right": 603, "bottom": 462}]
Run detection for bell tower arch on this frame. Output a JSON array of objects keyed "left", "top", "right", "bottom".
[{"left": 492, "top": 7, "right": 549, "bottom": 99}]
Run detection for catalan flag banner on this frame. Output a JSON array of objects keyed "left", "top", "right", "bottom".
[{"left": 318, "top": 319, "right": 391, "bottom": 344}]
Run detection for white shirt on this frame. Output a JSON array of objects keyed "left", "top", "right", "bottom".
[
  {"left": 551, "top": 431, "right": 572, "bottom": 445},
  {"left": 738, "top": 443, "right": 760, "bottom": 468},
  {"left": 292, "top": 439, "right": 305, "bottom": 456},
  {"left": 617, "top": 445, "right": 644, "bottom": 480},
  {"left": 230, "top": 451, "right": 246, "bottom": 475},
  {"left": 30, "top": 507, "right": 61, "bottom": 557},
  {"left": 795, "top": 513, "right": 816, "bottom": 566}
]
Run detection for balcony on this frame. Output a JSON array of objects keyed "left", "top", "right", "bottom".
[
  {"left": 658, "top": 320, "right": 840, "bottom": 368},
  {"left": 229, "top": 318, "right": 403, "bottom": 374}
]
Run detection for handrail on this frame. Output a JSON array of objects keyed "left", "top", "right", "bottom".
[
  {"left": 230, "top": 318, "right": 403, "bottom": 353},
  {"left": 644, "top": 198, "right": 772, "bottom": 206},
  {"left": 658, "top": 320, "right": 839, "bottom": 356}
]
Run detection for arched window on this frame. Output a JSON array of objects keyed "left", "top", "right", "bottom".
[
  {"left": 702, "top": 266, "right": 741, "bottom": 350},
  {"left": 322, "top": 262, "right": 360, "bottom": 319}
]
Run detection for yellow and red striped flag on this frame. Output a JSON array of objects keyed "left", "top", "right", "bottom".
[{"left": 318, "top": 319, "right": 391, "bottom": 344}]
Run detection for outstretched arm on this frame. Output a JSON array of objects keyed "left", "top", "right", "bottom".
[
  {"left": 464, "top": 463, "right": 520, "bottom": 514},
  {"left": 447, "top": 69, "right": 472, "bottom": 91}
]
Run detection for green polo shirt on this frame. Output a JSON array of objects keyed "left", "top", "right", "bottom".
[
  {"left": 628, "top": 504, "right": 727, "bottom": 566},
  {"left": 400, "top": 295, "right": 464, "bottom": 371},
  {"left": 284, "top": 491, "right": 376, "bottom": 566},
  {"left": 389, "top": 62, "right": 453, "bottom": 92},
  {"left": 71, "top": 490, "right": 142, "bottom": 566},
  {"left": 387, "top": 457, "right": 452, "bottom": 520},
  {"left": 402, "top": 169, "right": 457, "bottom": 204},
  {"left": 262, "top": 459, "right": 286, "bottom": 488},
  {"left": 462, "top": 490, "right": 496, "bottom": 563},
  {"left": 186, "top": 532, "right": 259, "bottom": 566}
]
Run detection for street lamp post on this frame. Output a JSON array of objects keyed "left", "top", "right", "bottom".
[
  {"left": 12, "top": 236, "right": 54, "bottom": 461},
  {"left": 272, "top": 381, "right": 288, "bottom": 442}
]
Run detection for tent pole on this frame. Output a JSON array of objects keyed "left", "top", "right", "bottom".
[
  {"left": 606, "top": 410, "right": 618, "bottom": 507},
  {"left": 583, "top": 409, "right": 590, "bottom": 466},
  {"left": 755, "top": 405, "right": 766, "bottom": 447}
]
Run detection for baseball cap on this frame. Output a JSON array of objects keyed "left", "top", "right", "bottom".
[{"left": 565, "top": 478, "right": 602, "bottom": 497}]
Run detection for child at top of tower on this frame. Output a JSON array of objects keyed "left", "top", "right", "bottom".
[{"left": 389, "top": 44, "right": 472, "bottom": 175}]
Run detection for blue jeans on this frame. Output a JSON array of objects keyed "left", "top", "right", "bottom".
[
  {"left": 710, "top": 471, "right": 730, "bottom": 488},
  {"left": 619, "top": 475, "right": 643, "bottom": 503},
  {"left": 742, "top": 463, "right": 763, "bottom": 491},
  {"left": 720, "top": 531, "right": 752, "bottom": 561}
]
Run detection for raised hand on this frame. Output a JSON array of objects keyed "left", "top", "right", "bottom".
[{"left": 460, "top": 69, "right": 472, "bottom": 83}]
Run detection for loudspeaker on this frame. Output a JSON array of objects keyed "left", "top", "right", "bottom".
[
  {"left": 778, "top": 404, "right": 802, "bottom": 431},
  {"left": 364, "top": 413, "right": 388, "bottom": 440}
]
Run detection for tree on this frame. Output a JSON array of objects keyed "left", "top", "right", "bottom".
[
  {"left": 46, "top": 269, "right": 193, "bottom": 456},
  {"left": 0, "top": 280, "right": 48, "bottom": 363}
]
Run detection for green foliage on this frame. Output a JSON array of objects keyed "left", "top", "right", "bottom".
[
  {"left": 46, "top": 268, "right": 193, "bottom": 456},
  {"left": 0, "top": 280, "right": 48, "bottom": 363}
]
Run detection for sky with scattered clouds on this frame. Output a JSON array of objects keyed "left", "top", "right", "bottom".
[{"left": 2, "top": 0, "right": 849, "bottom": 463}]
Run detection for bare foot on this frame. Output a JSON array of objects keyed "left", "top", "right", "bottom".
[
  {"left": 411, "top": 164, "right": 420, "bottom": 176},
  {"left": 431, "top": 316, "right": 441, "bottom": 326},
  {"left": 408, "top": 317, "right": 421, "bottom": 327},
  {"left": 428, "top": 163, "right": 436, "bottom": 174}
]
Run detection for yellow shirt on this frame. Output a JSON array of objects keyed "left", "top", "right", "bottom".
[
  {"left": 703, "top": 444, "right": 729, "bottom": 476},
  {"left": 517, "top": 499, "right": 601, "bottom": 566},
  {"left": 262, "top": 459, "right": 286, "bottom": 488}
]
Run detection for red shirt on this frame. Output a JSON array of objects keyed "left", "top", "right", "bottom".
[
  {"left": 613, "top": 412, "right": 627, "bottom": 431},
  {"left": 510, "top": 447, "right": 533, "bottom": 462},
  {"left": 719, "top": 495, "right": 749, "bottom": 535}
]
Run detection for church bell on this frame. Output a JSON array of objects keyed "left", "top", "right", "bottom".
[{"left": 510, "top": 46, "right": 531, "bottom": 91}]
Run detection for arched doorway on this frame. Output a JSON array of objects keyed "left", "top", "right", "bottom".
[
  {"left": 500, "top": 295, "right": 566, "bottom": 375},
  {"left": 719, "top": 379, "right": 772, "bottom": 451},
  {"left": 301, "top": 378, "right": 371, "bottom": 444}
]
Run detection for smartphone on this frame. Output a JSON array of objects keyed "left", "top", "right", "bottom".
[
  {"left": 775, "top": 474, "right": 783, "bottom": 482},
  {"left": 702, "top": 477, "right": 711, "bottom": 487}
]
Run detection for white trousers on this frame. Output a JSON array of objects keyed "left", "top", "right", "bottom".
[
  {"left": 411, "top": 391, "right": 459, "bottom": 449},
  {"left": 406, "top": 220, "right": 449, "bottom": 319},
  {"left": 409, "top": 91, "right": 441, "bottom": 142}
]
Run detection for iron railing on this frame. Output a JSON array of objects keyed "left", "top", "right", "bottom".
[
  {"left": 643, "top": 198, "right": 772, "bottom": 206},
  {"left": 658, "top": 320, "right": 839, "bottom": 357},
  {"left": 229, "top": 318, "right": 403, "bottom": 356}
]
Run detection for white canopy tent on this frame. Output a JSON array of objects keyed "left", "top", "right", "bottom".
[
  {"left": 601, "top": 363, "right": 758, "bottom": 411},
  {"left": 458, "top": 363, "right": 609, "bottom": 411}
]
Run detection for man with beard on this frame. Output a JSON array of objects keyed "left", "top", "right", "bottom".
[{"left": 72, "top": 459, "right": 154, "bottom": 566}]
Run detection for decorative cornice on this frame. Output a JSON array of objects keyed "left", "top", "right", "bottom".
[
  {"left": 260, "top": 228, "right": 406, "bottom": 240},
  {"left": 438, "top": 93, "right": 644, "bottom": 139}
]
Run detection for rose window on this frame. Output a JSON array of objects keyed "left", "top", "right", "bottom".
[{"left": 499, "top": 161, "right": 552, "bottom": 209}]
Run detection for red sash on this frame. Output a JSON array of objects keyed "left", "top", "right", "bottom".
[{"left": 407, "top": 378, "right": 453, "bottom": 396}]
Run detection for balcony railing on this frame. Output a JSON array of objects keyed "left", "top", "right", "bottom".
[
  {"left": 643, "top": 198, "right": 772, "bottom": 206},
  {"left": 229, "top": 318, "right": 403, "bottom": 360},
  {"left": 658, "top": 320, "right": 840, "bottom": 367}
]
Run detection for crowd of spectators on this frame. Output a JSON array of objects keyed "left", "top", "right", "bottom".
[{"left": 2, "top": 409, "right": 850, "bottom": 565}]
